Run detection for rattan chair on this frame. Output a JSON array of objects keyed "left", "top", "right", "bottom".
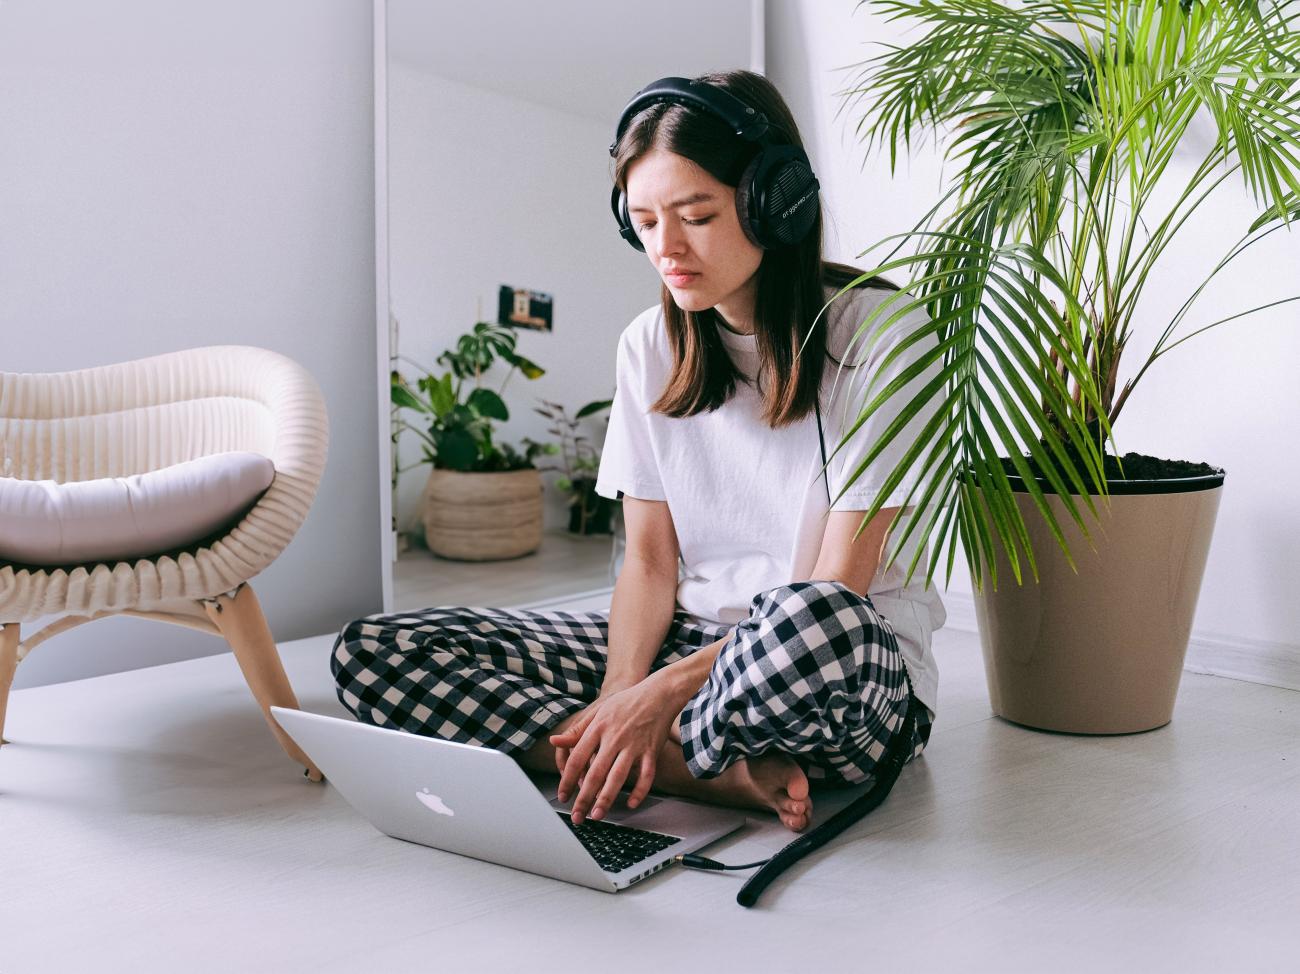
[{"left": 0, "top": 346, "right": 329, "bottom": 780}]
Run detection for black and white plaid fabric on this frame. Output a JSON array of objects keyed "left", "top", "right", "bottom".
[{"left": 332, "top": 579, "right": 933, "bottom": 787}]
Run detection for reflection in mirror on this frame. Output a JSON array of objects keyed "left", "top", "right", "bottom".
[{"left": 383, "top": 0, "right": 757, "bottom": 613}]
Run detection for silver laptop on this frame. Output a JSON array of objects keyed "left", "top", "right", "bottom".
[{"left": 270, "top": 707, "right": 747, "bottom": 893}]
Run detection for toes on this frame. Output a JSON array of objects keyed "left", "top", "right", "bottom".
[
  {"left": 776, "top": 801, "right": 812, "bottom": 831},
  {"left": 784, "top": 790, "right": 811, "bottom": 826},
  {"left": 784, "top": 768, "right": 810, "bottom": 803},
  {"left": 780, "top": 810, "right": 809, "bottom": 832}
]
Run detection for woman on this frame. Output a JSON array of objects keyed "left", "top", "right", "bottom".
[{"left": 333, "top": 69, "right": 945, "bottom": 834}]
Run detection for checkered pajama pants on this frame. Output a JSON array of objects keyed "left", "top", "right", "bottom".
[{"left": 331, "top": 579, "right": 934, "bottom": 787}]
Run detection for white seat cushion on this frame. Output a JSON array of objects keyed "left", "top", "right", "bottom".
[{"left": 0, "top": 451, "right": 275, "bottom": 567}]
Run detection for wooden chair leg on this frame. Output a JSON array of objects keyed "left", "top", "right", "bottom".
[
  {"left": 0, "top": 623, "right": 18, "bottom": 746},
  {"left": 201, "top": 585, "right": 324, "bottom": 782}
]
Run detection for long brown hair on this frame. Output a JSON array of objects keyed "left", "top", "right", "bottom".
[{"left": 611, "top": 69, "right": 897, "bottom": 427}]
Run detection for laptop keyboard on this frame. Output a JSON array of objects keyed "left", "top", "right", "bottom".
[{"left": 556, "top": 812, "right": 682, "bottom": 873}]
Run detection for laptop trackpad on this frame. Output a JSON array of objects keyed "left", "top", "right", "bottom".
[{"left": 548, "top": 794, "right": 663, "bottom": 821}]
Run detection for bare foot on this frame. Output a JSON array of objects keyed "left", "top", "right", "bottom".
[
  {"left": 659, "top": 749, "right": 813, "bottom": 832},
  {"left": 724, "top": 752, "right": 814, "bottom": 831}
]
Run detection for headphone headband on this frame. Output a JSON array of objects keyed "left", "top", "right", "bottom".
[{"left": 608, "top": 77, "right": 772, "bottom": 157}]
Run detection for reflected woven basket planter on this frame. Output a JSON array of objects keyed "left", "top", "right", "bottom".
[
  {"left": 972, "top": 469, "right": 1225, "bottom": 734},
  {"left": 421, "top": 468, "right": 543, "bottom": 561}
]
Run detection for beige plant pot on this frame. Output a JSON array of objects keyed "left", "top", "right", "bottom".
[
  {"left": 972, "top": 470, "right": 1224, "bottom": 734},
  {"left": 421, "top": 468, "right": 543, "bottom": 561}
]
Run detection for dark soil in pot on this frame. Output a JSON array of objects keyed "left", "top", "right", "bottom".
[{"left": 1002, "top": 450, "right": 1221, "bottom": 483}]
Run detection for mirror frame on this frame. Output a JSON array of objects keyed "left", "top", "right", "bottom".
[{"left": 373, "top": 0, "right": 393, "bottom": 613}]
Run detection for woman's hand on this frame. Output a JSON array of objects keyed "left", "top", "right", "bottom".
[{"left": 549, "top": 675, "right": 680, "bottom": 825}]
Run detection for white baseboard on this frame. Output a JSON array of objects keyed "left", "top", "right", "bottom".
[
  {"left": 1181, "top": 629, "right": 1300, "bottom": 693},
  {"left": 939, "top": 591, "right": 1300, "bottom": 693}
]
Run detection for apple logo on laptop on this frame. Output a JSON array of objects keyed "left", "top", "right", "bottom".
[{"left": 416, "top": 788, "right": 454, "bottom": 816}]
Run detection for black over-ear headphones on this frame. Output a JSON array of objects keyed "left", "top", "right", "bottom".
[{"left": 608, "top": 76, "right": 820, "bottom": 252}]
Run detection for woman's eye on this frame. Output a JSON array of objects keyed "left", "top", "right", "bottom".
[{"left": 637, "top": 216, "right": 712, "bottom": 232}]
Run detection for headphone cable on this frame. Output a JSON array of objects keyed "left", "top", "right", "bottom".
[
  {"left": 674, "top": 853, "right": 769, "bottom": 871},
  {"left": 671, "top": 675, "right": 918, "bottom": 907}
]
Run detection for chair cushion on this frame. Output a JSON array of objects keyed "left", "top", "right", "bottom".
[{"left": 0, "top": 451, "right": 275, "bottom": 567}]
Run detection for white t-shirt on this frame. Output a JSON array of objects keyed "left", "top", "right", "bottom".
[{"left": 595, "top": 283, "right": 946, "bottom": 716}]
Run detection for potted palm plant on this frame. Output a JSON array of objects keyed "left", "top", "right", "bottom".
[
  {"left": 832, "top": 0, "right": 1300, "bottom": 732},
  {"left": 392, "top": 320, "right": 548, "bottom": 560}
]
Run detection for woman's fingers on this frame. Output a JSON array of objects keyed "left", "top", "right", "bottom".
[
  {"left": 550, "top": 704, "right": 599, "bottom": 748},
  {"left": 588, "top": 752, "right": 636, "bottom": 822},
  {"left": 550, "top": 707, "right": 603, "bottom": 784},
  {"left": 626, "top": 753, "right": 657, "bottom": 810},
  {"left": 553, "top": 733, "right": 574, "bottom": 777},
  {"left": 570, "top": 745, "right": 619, "bottom": 824},
  {"left": 549, "top": 723, "right": 583, "bottom": 747},
  {"left": 557, "top": 724, "right": 600, "bottom": 802}
]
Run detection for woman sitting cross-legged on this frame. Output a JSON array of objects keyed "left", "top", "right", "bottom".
[{"left": 332, "top": 68, "right": 945, "bottom": 833}]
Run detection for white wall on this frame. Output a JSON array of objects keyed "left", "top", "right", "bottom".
[
  {"left": 0, "top": 0, "right": 382, "bottom": 688},
  {"left": 768, "top": 1, "right": 1300, "bottom": 655},
  {"left": 387, "top": 63, "right": 659, "bottom": 533}
]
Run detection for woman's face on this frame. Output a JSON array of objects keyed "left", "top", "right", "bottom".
[{"left": 624, "top": 148, "right": 763, "bottom": 322}]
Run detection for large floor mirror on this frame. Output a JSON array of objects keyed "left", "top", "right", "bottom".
[{"left": 376, "top": 0, "right": 761, "bottom": 614}]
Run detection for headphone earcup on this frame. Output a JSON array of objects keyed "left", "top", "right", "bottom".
[
  {"left": 742, "top": 145, "right": 820, "bottom": 249},
  {"left": 610, "top": 184, "right": 645, "bottom": 252},
  {"left": 733, "top": 152, "right": 766, "bottom": 249}
]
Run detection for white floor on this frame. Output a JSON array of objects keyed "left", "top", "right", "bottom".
[
  {"left": 2, "top": 604, "right": 1298, "bottom": 973},
  {"left": 393, "top": 528, "right": 619, "bottom": 613}
]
